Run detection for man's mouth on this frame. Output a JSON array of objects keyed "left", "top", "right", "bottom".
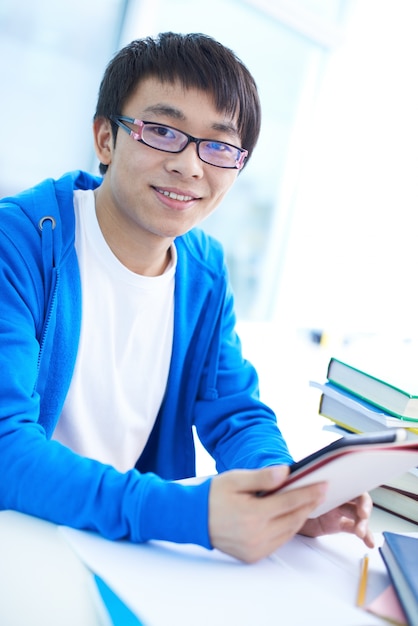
[{"left": 155, "top": 188, "right": 196, "bottom": 202}]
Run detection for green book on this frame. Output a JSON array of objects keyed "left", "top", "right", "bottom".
[{"left": 326, "top": 357, "right": 418, "bottom": 421}]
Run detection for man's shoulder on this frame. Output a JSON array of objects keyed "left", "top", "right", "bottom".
[
  {"left": 1, "top": 169, "right": 101, "bottom": 231},
  {"left": 1, "top": 170, "right": 102, "bottom": 219},
  {"left": 0, "top": 170, "right": 101, "bottom": 263},
  {"left": 177, "top": 228, "right": 225, "bottom": 267}
]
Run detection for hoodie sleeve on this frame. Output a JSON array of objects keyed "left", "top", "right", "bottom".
[
  {"left": 194, "top": 279, "right": 294, "bottom": 472},
  {"left": 0, "top": 422, "right": 212, "bottom": 546}
]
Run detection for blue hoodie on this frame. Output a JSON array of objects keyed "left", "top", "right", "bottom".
[{"left": 0, "top": 170, "right": 292, "bottom": 548}]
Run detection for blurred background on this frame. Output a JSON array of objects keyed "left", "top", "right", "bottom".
[{"left": 2, "top": 0, "right": 418, "bottom": 460}]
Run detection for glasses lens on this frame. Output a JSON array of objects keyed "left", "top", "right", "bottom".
[
  {"left": 138, "top": 120, "right": 245, "bottom": 168},
  {"left": 199, "top": 141, "right": 242, "bottom": 168},
  {"left": 142, "top": 123, "right": 187, "bottom": 152}
]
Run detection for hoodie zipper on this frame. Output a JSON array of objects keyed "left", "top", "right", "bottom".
[{"left": 36, "top": 216, "right": 58, "bottom": 376}]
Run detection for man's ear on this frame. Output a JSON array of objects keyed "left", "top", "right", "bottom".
[{"left": 93, "top": 117, "right": 114, "bottom": 167}]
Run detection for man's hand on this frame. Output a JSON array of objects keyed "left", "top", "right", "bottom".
[
  {"left": 208, "top": 466, "right": 328, "bottom": 563},
  {"left": 299, "top": 492, "right": 375, "bottom": 549}
]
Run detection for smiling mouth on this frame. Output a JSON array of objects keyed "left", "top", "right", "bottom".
[{"left": 155, "top": 188, "right": 196, "bottom": 202}]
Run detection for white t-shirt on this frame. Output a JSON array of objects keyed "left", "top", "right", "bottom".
[{"left": 52, "top": 189, "right": 176, "bottom": 472}]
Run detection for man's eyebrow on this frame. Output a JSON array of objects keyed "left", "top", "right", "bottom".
[
  {"left": 211, "top": 121, "right": 239, "bottom": 138},
  {"left": 142, "top": 103, "right": 239, "bottom": 138},
  {"left": 143, "top": 104, "right": 186, "bottom": 120}
]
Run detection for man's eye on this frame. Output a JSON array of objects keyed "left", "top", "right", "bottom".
[
  {"left": 151, "top": 125, "right": 176, "bottom": 139},
  {"left": 207, "top": 142, "right": 231, "bottom": 153}
]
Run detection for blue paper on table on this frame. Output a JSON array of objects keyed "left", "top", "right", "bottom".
[{"left": 94, "top": 574, "right": 145, "bottom": 626}]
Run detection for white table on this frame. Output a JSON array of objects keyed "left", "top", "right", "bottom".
[{"left": 0, "top": 508, "right": 416, "bottom": 626}]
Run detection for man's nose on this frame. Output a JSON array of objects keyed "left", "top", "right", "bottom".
[{"left": 165, "top": 143, "right": 205, "bottom": 177}]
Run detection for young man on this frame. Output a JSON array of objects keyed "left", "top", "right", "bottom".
[{"left": 0, "top": 32, "right": 373, "bottom": 563}]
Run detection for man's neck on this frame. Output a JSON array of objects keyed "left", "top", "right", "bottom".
[{"left": 94, "top": 190, "right": 173, "bottom": 277}]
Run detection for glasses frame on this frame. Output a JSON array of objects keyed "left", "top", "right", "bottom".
[{"left": 110, "top": 115, "right": 248, "bottom": 170}]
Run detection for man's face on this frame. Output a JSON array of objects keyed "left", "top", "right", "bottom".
[{"left": 94, "top": 77, "right": 242, "bottom": 252}]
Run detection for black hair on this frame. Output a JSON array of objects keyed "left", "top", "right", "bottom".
[{"left": 94, "top": 32, "right": 261, "bottom": 174}]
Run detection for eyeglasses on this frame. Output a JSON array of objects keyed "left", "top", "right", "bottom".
[{"left": 110, "top": 115, "right": 248, "bottom": 170}]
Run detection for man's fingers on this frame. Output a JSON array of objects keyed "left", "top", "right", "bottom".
[
  {"left": 226, "top": 465, "right": 291, "bottom": 494},
  {"left": 209, "top": 468, "right": 330, "bottom": 563},
  {"left": 267, "top": 482, "right": 328, "bottom": 515}
]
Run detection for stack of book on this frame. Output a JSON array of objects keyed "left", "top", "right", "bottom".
[{"left": 311, "top": 357, "right": 418, "bottom": 525}]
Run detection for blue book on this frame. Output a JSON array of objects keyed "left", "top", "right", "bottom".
[{"left": 379, "top": 532, "right": 418, "bottom": 626}]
